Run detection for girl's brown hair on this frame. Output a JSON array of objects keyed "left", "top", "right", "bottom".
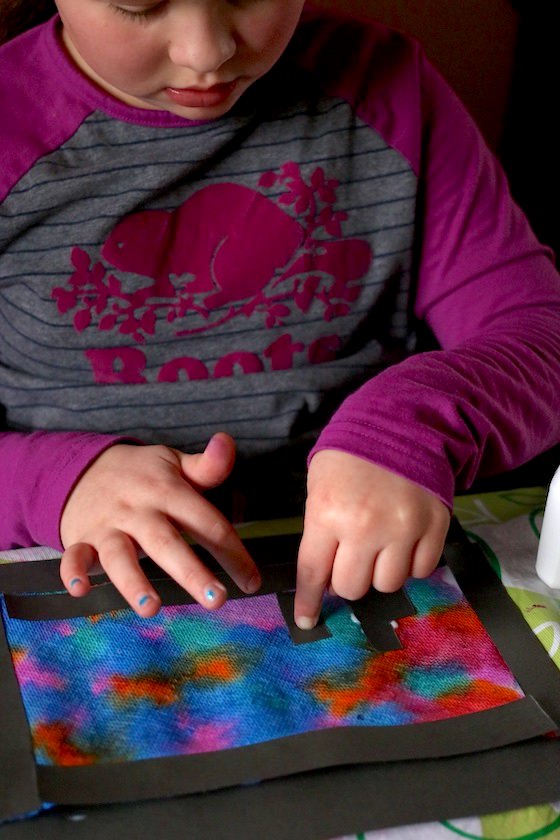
[{"left": 0, "top": 0, "right": 56, "bottom": 45}]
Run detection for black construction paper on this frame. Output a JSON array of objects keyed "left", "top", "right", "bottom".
[{"left": 1, "top": 520, "right": 559, "bottom": 838}]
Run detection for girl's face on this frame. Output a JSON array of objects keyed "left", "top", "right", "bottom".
[{"left": 55, "top": 0, "right": 306, "bottom": 119}]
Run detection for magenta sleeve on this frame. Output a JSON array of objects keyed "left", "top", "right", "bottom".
[
  {"left": 310, "top": 52, "right": 560, "bottom": 508},
  {"left": 0, "top": 431, "right": 132, "bottom": 550}
]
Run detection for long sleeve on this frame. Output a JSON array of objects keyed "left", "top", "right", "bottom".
[
  {"left": 310, "top": 51, "right": 560, "bottom": 508},
  {"left": 0, "top": 431, "right": 126, "bottom": 549}
]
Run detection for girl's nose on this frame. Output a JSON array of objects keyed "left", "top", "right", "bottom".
[{"left": 168, "top": 8, "right": 236, "bottom": 75}]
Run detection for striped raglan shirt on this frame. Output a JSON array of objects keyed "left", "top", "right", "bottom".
[{"left": 1, "top": 6, "right": 559, "bottom": 549}]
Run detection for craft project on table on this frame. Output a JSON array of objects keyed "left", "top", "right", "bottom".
[{"left": 0, "top": 519, "right": 559, "bottom": 839}]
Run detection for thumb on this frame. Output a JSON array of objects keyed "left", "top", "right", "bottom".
[{"left": 179, "top": 432, "right": 236, "bottom": 490}]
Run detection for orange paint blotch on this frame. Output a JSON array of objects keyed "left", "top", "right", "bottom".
[
  {"left": 33, "top": 722, "right": 97, "bottom": 766},
  {"left": 430, "top": 604, "right": 485, "bottom": 638},
  {"left": 361, "top": 651, "right": 406, "bottom": 693},
  {"left": 192, "top": 655, "right": 238, "bottom": 683},
  {"left": 312, "top": 680, "right": 368, "bottom": 717},
  {"left": 11, "top": 647, "right": 27, "bottom": 666},
  {"left": 109, "top": 674, "right": 178, "bottom": 705},
  {"left": 438, "top": 679, "right": 523, "bottom": 716},
  {"left": 311, "top": 651, "right": 405, "bottom": 716}
]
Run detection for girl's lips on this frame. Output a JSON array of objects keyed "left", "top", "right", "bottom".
[{"left": 164, "top": 81, "right": 237, "bottom": 109}]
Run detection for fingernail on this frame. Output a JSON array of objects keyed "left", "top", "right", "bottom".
[
  {"left": 69, "top": 577, "right": 82, "bottom": 588},
  {"left": 138, "top": 594, "right": 154, "bottom": 607},
  {"left": 245, "top": 574, "right": 261, "bottom": 595},
  {"left": 204, "top": 434, "right": 227, "bottom": 458},
  {"left": 295, "top": 616, "right": 316, "bottom": 631},
  {"left": 205, "top": 582, "right": 227, "bottom": 602}
]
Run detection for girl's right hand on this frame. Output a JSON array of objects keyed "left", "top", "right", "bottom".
[{"left": 59, "top": 434, "right": 261, "bottom": 617}]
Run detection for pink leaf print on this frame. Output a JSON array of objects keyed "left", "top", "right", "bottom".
[
  {"left": 93, "top": 293, "right": 110, "bottom": 315},
  {"left": 320, "top": 187, "right": 337, "bottom": 204},
  {"left": 324, "top": 219, "right": 342, "bottom": 237},
  {"left": 295, "top": 196, "right": 311, "bottom": 214},
  {"left": 258, "top": 171, "right": 277, "bottom": 188},
  {"left": 294, "top": 276, "right": 321, "bottom": 313},
  {"left": 73, "top": 308, "right": 92, "bottom": 331},
  {"left": 52, "top": 288, "right": 78, "bottom": 314},
  {"left": 325, "top": 303, "right": 350, "bottom": 321},
  {"left": 99, "top": 314, "right": 118, "bottom": 331},
  {"left": 284, "top": 178, "right": 300, "bottom": 192},
  {"left": 140, "top": 309, "right": 157, "bottom": 335},
  {"left": 341, "top": 285, "right": 361, "bottom": 303},
  {"left": 119, "top": 318, "right": 138, "bottom": 336},
  {"left": 70, "top": 246, "right": 91, "bottom": 274},
  {"left": 265, "top": 303, "right": 291, "bottom": 328},
  {"left": 316, "top": 207, "right": 348, "bottom": 237},
  {"left": 280, "top": 162, "right": 300, "bottom": 179},
  {"left": 90, "top": 261, "right": 106, "bottom": 284},
  {"left": 311, "top": 168, "right": 326, "bottom": 188}
]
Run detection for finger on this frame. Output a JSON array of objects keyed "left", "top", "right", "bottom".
[
  {"left": 411, "top": 527, "right": 448, "bottom": 579},
  {"left": 95, "top": 531, "right": 162, "bottom": 617},
  {"left": 134, "top": 517, "right": 232, "bottom": 609},
  {"left": 329, "top": 542, "right": 376, "bottom": 601},
  {"left": 371, "top": 542, "right": 417, "bottom": 592},
  {"left": 195, "top": 522, "right": 261, "bottom": 594},
  {"left": 294, "top": 524, "right": 338, "bottom": 630},
  {"left": 163, "top": 490, "right": 261, "bottom": 594},
  {"left": 60, "top": 542, "right": 97, "bottom": 597},
  {"left": 179, "top": 433, "right": 236, "bottom": 491}
]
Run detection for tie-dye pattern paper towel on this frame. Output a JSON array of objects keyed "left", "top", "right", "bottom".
[{"left": 1, "top": 565, "right": 523, "bottom": 767}]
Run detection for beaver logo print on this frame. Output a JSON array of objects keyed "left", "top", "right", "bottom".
[{"left": 52, "top": 163, "right": 373, "bottom": 383}]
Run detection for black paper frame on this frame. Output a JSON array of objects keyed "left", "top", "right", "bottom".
[{"left": 1, "top": 521, "right": 559, "bottom": 838}]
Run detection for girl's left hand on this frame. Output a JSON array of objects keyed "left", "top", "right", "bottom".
[{"left": 294, "top": 450, "right": 451, "bottom": 629}]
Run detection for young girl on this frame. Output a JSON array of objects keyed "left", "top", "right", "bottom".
[{"left": 1, "top": 0, "right": 559, "bottom": 631}]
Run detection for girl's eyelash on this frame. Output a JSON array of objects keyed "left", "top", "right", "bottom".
[{"left": 112, "top": 3, "right": 167, "bottom": 22}]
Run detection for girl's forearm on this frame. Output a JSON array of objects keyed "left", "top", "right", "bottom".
[{"left": 0, "top": 430, "right": 127, "bottom": 549}]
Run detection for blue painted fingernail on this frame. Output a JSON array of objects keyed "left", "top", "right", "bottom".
[
  {"left": 205, "top": 582, "right": 226, "bottom": 602},
  {"left": 138, "top": 594, "right": 153, "bottom": 607},
  {"left": 69, "top": 578, "right": 82, "bottom": 588}
]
